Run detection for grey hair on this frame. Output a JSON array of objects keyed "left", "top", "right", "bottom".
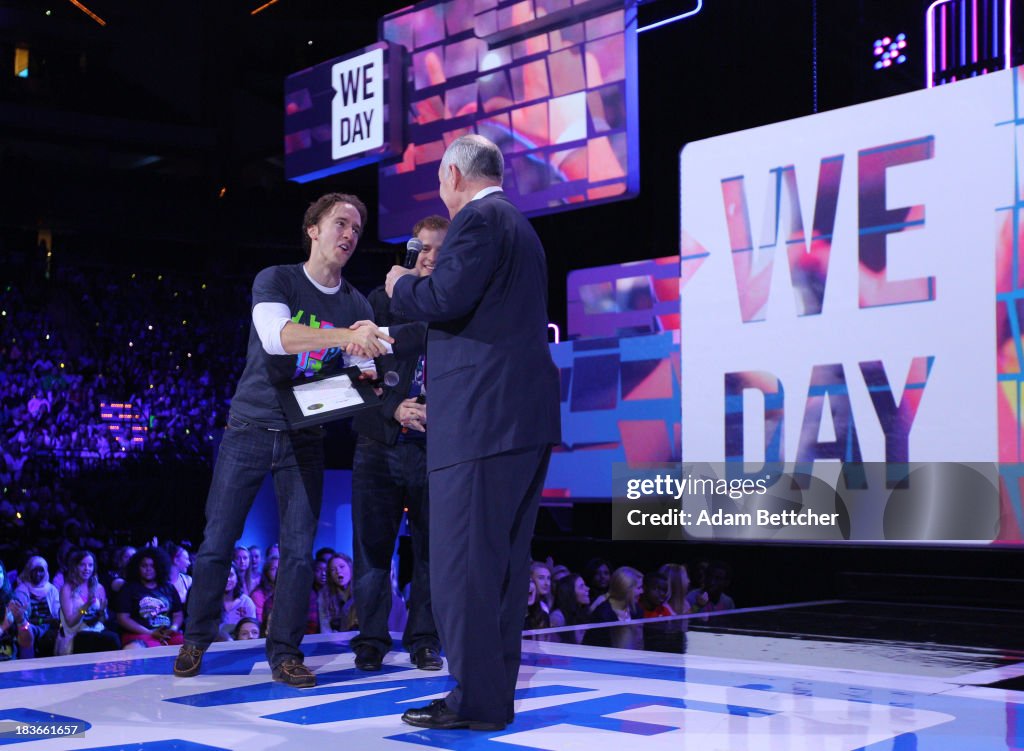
[{"left": 441, "top": 134, "right": 503, "bottom": 183}]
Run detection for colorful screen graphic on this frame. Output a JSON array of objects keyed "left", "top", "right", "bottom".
[{"left": 376, "top": 0, "right": 639, "bottom": 240}]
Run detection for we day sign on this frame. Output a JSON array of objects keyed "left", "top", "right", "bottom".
[
  {"left": 284, "top": 42, "right": 404, "bottom": 183},
  {"left": 679, "top": 69, "right": 1018, "bottom": 466},
  {"left": 331, "top": 48, "right": 383, "bottom": 160}
]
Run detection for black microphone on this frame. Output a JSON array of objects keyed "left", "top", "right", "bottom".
[{"left": 404, "top": 237, "right": 423, "bottom": 269}]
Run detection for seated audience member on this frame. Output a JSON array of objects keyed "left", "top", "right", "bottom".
[
  {"left": 16, "top": 555, "right": 60, "bottom": 656},
  {"left": 686, "top": 560, "right": 735, "bottom": 615},
  {"left": 106, "top": 546, "right": 137, "bottom": 595},
  {"left": 315, "top": 547, "right": 336, "bottom": 565},
  {"left": 319, "top": 554, "right": 355, "bottom": 634},
  {"left": 639, "top": 571, "right": 674, "bottom": 618},
  {"left": 233, "top": 617, "right": 260, "bottom": 641},
  {"left": 221, "top": 564, "right": 257, "bottom": 639},
  {"left": 549, "top": 573, "right": 590, "bottom": 644},
  {"left": 246, "top": 545, "right": 263, "bottom": 594},
  {"left": 0, "top": 563, "right": 34, "bottom": 660},
  {"left": 639, "top": 570, "right": 683, "bottom": 654},
  {"left": 250, "top": 557, "right": 279, "bottom": 624},
  {"left": 115, "top": 547, "right": 184, "bottom": 649},
  {"left": 583, "top": 557, "right": 612, "bottom": 603},
  {"left": 165, "top": 543, "right": 193, "bottom": 610},
  {"left": 313, "top": 558, "right": 329, "bottom": 594},
  {"left": 660, "top": 563, "right": 691, "bottom": 617},
  {"left": 551, "top": 564, "right": 571, "bottom": 583},
  {"left": 524, "top": 579, "right": 550, "bottom": 638},
  {"left": 57, "top": 549, "right": 120, "bottom": 654},
  {"left": 232, "top": 546, "right": 252, "bottom": 595},
  {"left": 265, "top": 543, "right": 280, "bottom": 562},
  {"left": 530, "top": 561, "right": 554, "bottom": 613},
  {"left": 584, "top": 566, "right": 643, "bottom": 650}
]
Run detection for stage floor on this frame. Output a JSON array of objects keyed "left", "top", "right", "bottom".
[{"left": 1, "top": 600, "right": 1022, "bottom": 750}]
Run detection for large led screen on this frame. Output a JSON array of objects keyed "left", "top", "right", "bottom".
[{"left": 376, "top": 0, "right": 639, "bottom": 240}]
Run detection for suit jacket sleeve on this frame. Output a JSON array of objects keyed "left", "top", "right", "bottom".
[{"left": 391, "top": 206, "right": 499, "bottom": 323}]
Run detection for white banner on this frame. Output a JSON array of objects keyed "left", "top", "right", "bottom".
[{"left": 680, "top": 69, "right": 1017, "bottom": 464}]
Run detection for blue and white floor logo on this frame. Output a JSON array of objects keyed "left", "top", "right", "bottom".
[{"left": 0, "top": 634, "right": 1020, "bottom": 750}]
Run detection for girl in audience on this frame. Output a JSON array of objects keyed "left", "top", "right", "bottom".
[
  {"left": 232, "top": 547, "right": 252, "bottom": 595},
  {"left": 659, "top": 563, "right": 690, "bottom": 617},
  {"left": 115, "top": 547, "right": 184, "bottom": 649},
  {"left": 165, "top": 543, "right": 193, "bottom": 610},
  {"left": 318, "top": 554, "right": 355, "bottom": 633},
  {"left": 16, "top": 555, "right": 61, "bottom": 656},
  {"left": 549, "top": 573, "right": 591, "bottom": 644},
  {"left": 57, "top": 549, "right": 120, "bottom": 654},
  {"left": 524, "top": 578, "right": 550, "bottom": 637},
  {"left": 584, "top": 566, "right": 643, "bottom": 650},
  {"left": 221, "top": 564, "right": 257, "bottom": 639},
  {"left": 246, "top": 546, "right": 263, "bottom": 594},
  {"left": 250, "top": 556, "right": 278, "bottom": 624},
  {"left": 530, "top": 561, "right": 554, "bottom": 613}
]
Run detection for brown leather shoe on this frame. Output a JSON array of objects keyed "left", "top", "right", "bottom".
[
  {"left": 173, "top": 644, "right": 206, "bottom": 677},
  {"left": 272, "top": 658, "right": 316, "bottom": 688}
]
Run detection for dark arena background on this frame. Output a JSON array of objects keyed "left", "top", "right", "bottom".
[{"left": 1, "top": 1, "right": 1024, "bottom": 749}]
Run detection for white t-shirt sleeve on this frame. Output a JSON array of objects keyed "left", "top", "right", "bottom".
[{"left": 252, "top": 302, "right": 292, "bottom": 355}]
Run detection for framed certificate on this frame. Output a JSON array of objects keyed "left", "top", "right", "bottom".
[{"left": 277, "top": 366, "right": 379, "bottom": 428}]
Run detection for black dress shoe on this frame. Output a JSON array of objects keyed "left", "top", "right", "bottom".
[
  {"left": 354, "top": 645, "right": 384, "bottom": 671},
  {"left": 401, "top": 699, "right": 506, "bottom": 731},
  {"left": 411, "top": 646, "right": 443, "bottom": 671}
]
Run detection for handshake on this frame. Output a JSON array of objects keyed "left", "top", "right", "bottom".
[{"left": 337, "top": 321, "right": 394, "bottom": 360}]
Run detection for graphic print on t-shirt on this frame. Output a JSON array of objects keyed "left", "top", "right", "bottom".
[{"left": 292, "top": 310, "right": 342, "bottom": 376}]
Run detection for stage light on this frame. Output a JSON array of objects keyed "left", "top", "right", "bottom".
[
  {"left": 129, "top": 341, "right": 133, "bottom": 347},
  {"left": 147, "top": 325, "right": 153, "bottom": 330},
  {"left": 66, "top": 0, "right": 106, "bottom": 26},
  {"left": 307, "top": 40, "right": 313, "bottom": 46},
  {"left": 1, "top": 311, "right": 5, "bottom": 316},
  {"left": 250, "top": 0, "right": 280, "bottom": 15},
  {"left": 45, "top": 334, "right": 49, "bottom": 340},
  {"left": 873, "top": 33, "right": 908, "bottom": 70},
  {"left": 45, "top": 9, "right": 52, "bottom": 15}
]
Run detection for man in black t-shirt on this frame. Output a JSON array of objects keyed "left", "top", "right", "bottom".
[{"left": 173, "top": 193, "right": 390, "bottom": 688}]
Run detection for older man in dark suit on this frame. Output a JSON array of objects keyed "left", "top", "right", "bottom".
[{"left": 384, "top": 134, "right": 561, "bottom": 731}]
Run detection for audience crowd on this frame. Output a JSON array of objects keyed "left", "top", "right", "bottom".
[{"left": 1, "top": 537, "right": 734, "bottom": 661}]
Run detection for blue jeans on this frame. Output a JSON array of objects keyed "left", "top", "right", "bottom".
[
  {"left": 351, "top": 435, "right": 438, "bottom": 655},
  {"left": 185, "top": 414, "right": 324, "bottom": 668}
]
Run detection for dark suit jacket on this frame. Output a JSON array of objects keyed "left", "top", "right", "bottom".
[
  {"left": 390, "top": 190, "right": 561, "bottom": 471},
  {"left": 351, "top": 286, "right": 426, "bottom": 446}
]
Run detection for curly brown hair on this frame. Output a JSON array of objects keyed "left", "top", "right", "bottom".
[{"left": 302, "top": 193, "right": 368, "bottom": 254}]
